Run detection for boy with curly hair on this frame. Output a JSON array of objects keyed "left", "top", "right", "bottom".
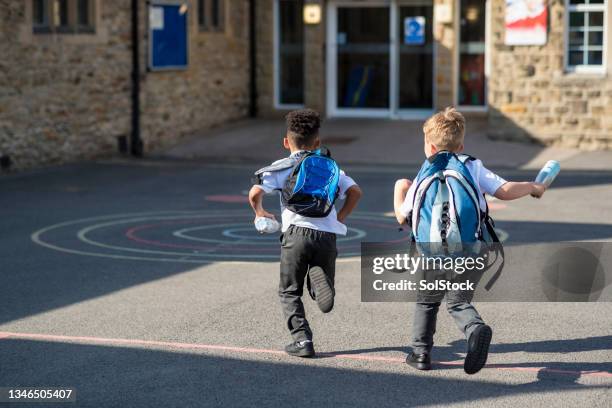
[{"left": 249, "top": 109, "right": 362, "bottom": 357}]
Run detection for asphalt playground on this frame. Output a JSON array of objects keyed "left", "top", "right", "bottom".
[{"left": 1, "top": 137, "right": 612, "bottom": 406}]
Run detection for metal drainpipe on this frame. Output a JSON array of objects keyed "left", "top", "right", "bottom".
[
  {"left": 249, "top": 0, "right": 258, "bottom": 117},
  {"left": 131, "top": 0, "right": 143, "bottom": 157}
]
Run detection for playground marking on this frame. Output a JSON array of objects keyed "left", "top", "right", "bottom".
[
  {"left": 0, "top": 331, "right": 610, "bottom": 380},
  {"left": 31, "top": 210, "right": 403, "bottom": 263}
]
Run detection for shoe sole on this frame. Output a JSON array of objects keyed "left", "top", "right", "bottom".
[
  {"left": 464, "top": 325, "right": 492, "bottom": 375},
  {"left": 308, "top": 266, "right": 334, "bottom": 313},
  {"left": 286, "top": 349, "right": 315, "bottom": 358},
  {"left": 406, "top": 361, "right": 431, "bottom": 371}
]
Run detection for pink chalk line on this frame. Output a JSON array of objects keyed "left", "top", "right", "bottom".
[{"left": 0, "top": 331, "right": 610, "bottom": 379}]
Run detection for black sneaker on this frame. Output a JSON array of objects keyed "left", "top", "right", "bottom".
[
  {"left": 285, "top": 340, "right": 315, "bottom": 358},
  {"left": 406, "top": 351, "right": 432, "bottom": 371},
  {"left": 464, "top": 324, "right": 492, "bottom": 374},
  {"left": 308, "top": 266, "right": 334, "bottom": 313}
]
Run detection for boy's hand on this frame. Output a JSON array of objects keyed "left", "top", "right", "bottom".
[
  {"left": 530, "top": 182, "right": 546, "bottom": 199},
  {"left": 395, "top": 178, "right": 411, "bottom": 193},
  {"left": 249, "top": 186, "right": 276, "bottom": 220},
  {"left": 255, "top": 210, "right": 276, "bottom": 220}
]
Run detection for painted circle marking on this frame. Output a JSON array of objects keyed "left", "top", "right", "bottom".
[{"left": 31, "top": 210, "right": 403, "bottom": 263}]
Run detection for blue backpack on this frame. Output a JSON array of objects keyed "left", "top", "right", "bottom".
[
  {"left": 253, "top": 148, "right": 340, "bottom": 218},
  {"left": 410, "top": 152, "right": 483, "bottom": 245},
  {"left": 408, "top": 151, "right": 504, "bottom": 288}
]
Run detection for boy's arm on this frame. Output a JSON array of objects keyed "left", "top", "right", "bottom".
[
  {"left": 337, "top": 185, "right": 362, "bottom": 223},
  {"left": 393, "top": 179, "right": 412, "bottom": 225},
  {"left": 494, "top": 181, "right": 546, "bottom": 201},
  {"left": 248, "top": 186, "right": 276, "bottom": 219}
]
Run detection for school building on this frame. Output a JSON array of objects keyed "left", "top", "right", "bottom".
[{"left": 1, "top": 0, "right": 611, "bottom": 170}]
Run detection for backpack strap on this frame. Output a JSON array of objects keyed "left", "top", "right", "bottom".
[
  {"left": 457, "top": 153, "right": 477, "bottom": 163},
  {"left": 482, "top": 215, "right": 505, "bottom": 290},
  {"left": 318, "top": 146, "right": 332, "bottom": 158},
  {"left": 251, "top": 152, "right": 309, "bottom": 185}
]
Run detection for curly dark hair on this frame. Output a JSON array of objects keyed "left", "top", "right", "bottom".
[{"left": 285, "top": 109, "right": 321, "bottom": 148}]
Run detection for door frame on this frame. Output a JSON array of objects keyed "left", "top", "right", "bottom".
[
  {"left": 326, "top": 0, "right": 435, "bottom": 119},
  {"left": 453, "top": 0, "right": 490, "bottom": 112}
]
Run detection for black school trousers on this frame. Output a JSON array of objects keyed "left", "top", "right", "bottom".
[{"left": 279, "top": 225, "right": 337, "bottom": 342}]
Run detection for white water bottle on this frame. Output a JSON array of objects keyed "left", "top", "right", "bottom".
[
  {"left": 254, "top": 216, "right": 281, "bottom": 234},
  {"left": 535, "top": 160, "right": 561, "bottom": 187}
]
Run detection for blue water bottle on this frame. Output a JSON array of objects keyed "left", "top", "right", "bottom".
[{"left": 535, "top": 160, "right": 561, "bottom": 187}]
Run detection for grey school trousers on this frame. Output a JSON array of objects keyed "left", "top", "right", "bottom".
[
  {"left": 279, "top": 225, "right": 337, "bottom": 342},
  {"left": 411, "top": 269, "right": 485, "bottom": 354}
]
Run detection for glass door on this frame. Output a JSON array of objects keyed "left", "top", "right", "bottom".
[
  {"left": 329, "top": 4, "right": 391, "bottom": 116},
  {"left": 397, "top": 1, "right": 434, "bottom": 112},
  {"left": 276, "top": 0, "right": 305, "bottom": 107},
  {"left": 457, "top": 0, "right": 487, "bottom": 108},
  {"left": 327, "top": 1, "right": 434, "bottom": 118}
]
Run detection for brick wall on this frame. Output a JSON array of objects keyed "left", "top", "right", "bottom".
[
  {"left": 140, "top": 0, "right": 250, "bottom": 151},
  {"left": 488, "top": 0, "right": 612, "bottom": 149},
  {"left": 0, "top": 0, "right": 131, "bottom": 169},
  {"left": 0, "top": 0, "right": 250, "bottom": 170}
]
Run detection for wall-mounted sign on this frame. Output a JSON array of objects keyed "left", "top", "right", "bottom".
[
  {"left": 150, "top": 7, "right": 164, "bottom": 30},
  {"left": 404, "top": 17, "right": 425, "bottom": 45},
  {"left": 505, "top": 0, "right": 547, "bottom": 45}
]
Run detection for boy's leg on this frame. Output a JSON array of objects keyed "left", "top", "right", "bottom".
[
  {"left": 445, "top": 289, "right": 484, "bottom": 339},
  {"left": 411, "top": 301, "right": 441, "bottom": 354},
  {"left": 279, "top": 227, "right": 312, "bottom": 342},
  {"left": 445, "top": 301, "right": 485, "bottom": 339},
  {"left": 306, "top": 230, "right": 337, "bottom": 312},
  {"left": 446, "top": 289, "right": 492, "bottom": 375},
  {"left": 411, "top": 268, "right": 446, "bottom": 354}
]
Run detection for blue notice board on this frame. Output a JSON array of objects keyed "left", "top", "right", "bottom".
[
  {"left": 404, "top": 16, "right": 425, "bottom": 45},
  {"left": 149, "top": 1, "right": 189, "bottom": 70}
]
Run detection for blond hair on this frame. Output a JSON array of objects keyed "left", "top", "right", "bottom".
[{"left": 423, "top": 107, "right": 465, "bottom": 151}]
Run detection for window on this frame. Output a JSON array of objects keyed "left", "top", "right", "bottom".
[
  {"left": 275, "top": 0, "right": 304, "bottom": 107},
  {"left": 458, "top": 0, "right": 487, "bottom": 107},
  {"left": 198, "top": 0, "right": 225, "bottom": 31},
  {"left": 32, "top": 0, "right": 94, "bottom": 34},
  {"left": 566, "top": 0, "right": 607, "bottom": 73}
]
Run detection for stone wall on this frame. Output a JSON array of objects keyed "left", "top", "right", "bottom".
[
  {"left": 0, "top": 0, "right": 251, "bottom": 170},
  {"left": 140, "top": 0, "right": 250, "bottom": 151},
  {"left": 488, "top": 0, "right": 612, "bottom": 149},
  {"left": 0, "top": 0, "right": 132, "bottom": 170}
]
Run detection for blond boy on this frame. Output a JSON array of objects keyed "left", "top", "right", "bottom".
[{"left": 393, "top": 107, "right": 545, "bottom": 374}]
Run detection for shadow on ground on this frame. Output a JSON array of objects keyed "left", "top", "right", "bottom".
[
  {"left": 0, "top": 338, "right": 607, "bottom": 408},
  {"left": 328, "top": 335, "right": 612, "bottom": 383}
]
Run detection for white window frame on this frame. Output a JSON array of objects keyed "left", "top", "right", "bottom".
[
  {"left": 564, "top": 0, "right": 607, "bottom": 74},
  {"left": 273, "top": 0, "right": 305, "bottom": 110}
]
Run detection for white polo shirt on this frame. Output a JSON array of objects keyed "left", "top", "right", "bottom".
[
  {"left": 399, "top": 158, "right": 507, "bottom": 217},
  {"left": 253, "top": 152, "right": 357, "bottom": 235}
]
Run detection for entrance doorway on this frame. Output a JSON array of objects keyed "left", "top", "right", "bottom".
[{"left": 327, "top": 1, "right": 435, "bottom": 118}]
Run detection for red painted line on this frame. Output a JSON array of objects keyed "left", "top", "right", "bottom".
[{"left": 0, "top": 331, "right": 610, "bottom": 379}]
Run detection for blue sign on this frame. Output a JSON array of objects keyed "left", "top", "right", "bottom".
[
  {"left": 149, "top": 2, "right": 189, "bottom": 70},
  {"left": 404, "top": 16, "right": 425, "bottom": 45}
]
